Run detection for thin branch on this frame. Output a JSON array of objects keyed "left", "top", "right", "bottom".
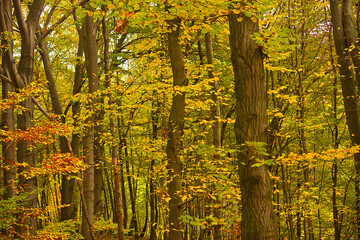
[
  {"left": 36, "top": 0, "right": 89, "bottom": 46},
  {"left": 44, "top": 0, "right": 62, "bottom": 29},
  {"left": 31, "top": 95, "right": 52, "bottom": 120}
]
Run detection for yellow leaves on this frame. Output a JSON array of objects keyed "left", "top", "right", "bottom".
[
  {"left": 274, "top": 112, "right": 284, "bottom": 118},
  {"left": 276, "top": 145, "right": 360, "bottom": 166},
  {"left": 264, "top": 63, "right": 295, "bottom": 72},
  {"left": 88, "top": 11, "right": 93, "bottom": 17},
  {"left": 268, "top": 108, "right": 284, "bottom": 118},
  {"left": 267, "top": 86, "right": 297, "bottom": 105},
  {"left": 274, "top": 189, "right": 280, "bottom": 194}
]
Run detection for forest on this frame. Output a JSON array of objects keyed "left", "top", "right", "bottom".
[{"left": 1, "top": 0, "right": 360, "bottom": 239}]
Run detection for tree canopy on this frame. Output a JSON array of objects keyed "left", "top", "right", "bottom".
[{"left": 1, "top": 0, "right": 360, "bottom": 239}]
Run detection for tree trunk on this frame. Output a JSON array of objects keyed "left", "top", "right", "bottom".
[
  {"left": 94, "top": 111, "right": 104, "bottom": 217},
  {"left": 0, "top": 0, "right": 16, "bottom": 201},
  {"left": 102, "top": 12, "right": 125, "bottom": 239},
  {"left": 11, "top": 0, "right": 45, "bottom": 235},
  {"left": 150, "top": 91, "right": 160, "bottom": 240},
  {"left": 166, "top": 16, "right": 187, "bottom": 240},
  {"left": 205, "top": 32, "right": 223, "bottom": 240},
  {"left": 37, "top": 40, "right": 78, "bottom": 220},
  {"left": 330, "top": 1, "right": 360, "bottom": 238},
  {"left": 82, "top": 9, "right": 98, "bottom": 240},
  {"left": 228, "top": 13, "right": 277, "bottom": 240}
]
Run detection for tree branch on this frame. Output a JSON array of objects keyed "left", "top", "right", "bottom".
[
  {"left": 36, "top": 0, "right": 89, "bottom": 46},
  {"left": 13, "top": 0, "right": 28, "bottom": 36},
  {"left": 31, "top": 96, "right": 52, "bottom": 120},
  {"left": 44, "top": 0, "right": 62, "bottom": 29},
  {"left": 0, "top": 73, "right": 13, "bottom": 86}
]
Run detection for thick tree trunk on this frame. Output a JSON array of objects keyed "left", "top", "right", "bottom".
[
  {"left": 166, "top": 16, "right": 187, "bottom": 240},
  {"left": 330, "top": 1, "right": 360, "bottom": 238},
  {"left": 12, "top": 0, "right": 45, "bottom": 235},
  {"left": 82, "top": 10, "right": 98, "bottom": 240},
  {"left": 228, "top": 13, "right": 277, "bottom": 240},
  {"left": 0, "top": 0, "right": 16, "bottom": 201}
]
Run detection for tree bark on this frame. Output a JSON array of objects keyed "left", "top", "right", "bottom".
[
  {"left": 166, "top": 16, "right": 187, "bottom": 240},
  {"left": 11, "top": 0, "right": 45, "bottom": 235},
  {"left": 330, "top": 1, "right": 360, "bottom": 238},
  {"left": 0, "top": 0, "right": 16, "bottom": 201},
  {"left": 228, "top": 13, "right": 277, "bottom": 240},
  {"left": 82, "top": 8, "right": 98, "bottom": 240}
]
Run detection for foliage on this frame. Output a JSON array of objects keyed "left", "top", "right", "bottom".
[{"left": 36, "top": 220, "right": 84, "bottom": 240}]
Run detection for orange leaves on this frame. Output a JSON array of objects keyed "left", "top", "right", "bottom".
[
  {"left": 11, "top": 153, "right": 86, "bottom": 178},
  {"left": 0, "top": 120, "right": 73, "bottom": 146},
  {"left": 115, "top": 11, "right": 134, "bottom": 34},
  {"left": 35, "top": 153, "right": 86, "bottom": 176},
  {"left": 115, "top": 19, "right": 129, "bottom": 34}
]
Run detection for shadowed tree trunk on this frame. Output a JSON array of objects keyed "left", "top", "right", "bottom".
[
  {"left": 0, "top": 0, "right": 16, "bottom": 201},
  {"left": 330, "top": 1, "right": 360, "bottom": 238},
  {"left": 228, "top": 12, "right": 277, "bottom": 240},
  {"left": 1, "top": 0, "right": 46, "bottom": 236}
]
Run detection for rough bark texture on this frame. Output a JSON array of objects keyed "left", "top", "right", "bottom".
[
  {"left": 0, "top": 0, "right": 16, "bottom": 201},
  {"left": 330, "top": 1, "right": 360, "bottom": 238},
  {"left": 82, "top": 11, "right": 98, "bottom": 240},
  {"left": 228, "top": 13, "right": 277, "bottom": 240},
  {"left": 166, "top": 17, "right": 187, "bottom": 240},
  {"left": 13, "top": 0, "right": 45, "bottom": 235}
]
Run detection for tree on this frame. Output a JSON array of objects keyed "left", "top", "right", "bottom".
[
  {"left": 330, "top": 1, "right": 360, "bottom": 238},
  {"left": 166, "top": 14, "right": 187, "bottom": 240},
  {"left": 81, "top": 4, "right": 99, "bottom": 239},
  {"left": 228, "top": 10, "right": 277, "bottom": 240}
]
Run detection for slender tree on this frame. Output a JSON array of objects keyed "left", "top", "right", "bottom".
[
  {"left": 82, "top": 5, "right": 99, "bottom": 239},
  {"left": 166, "top": 16, "right": 187, "bottom": 240}
]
